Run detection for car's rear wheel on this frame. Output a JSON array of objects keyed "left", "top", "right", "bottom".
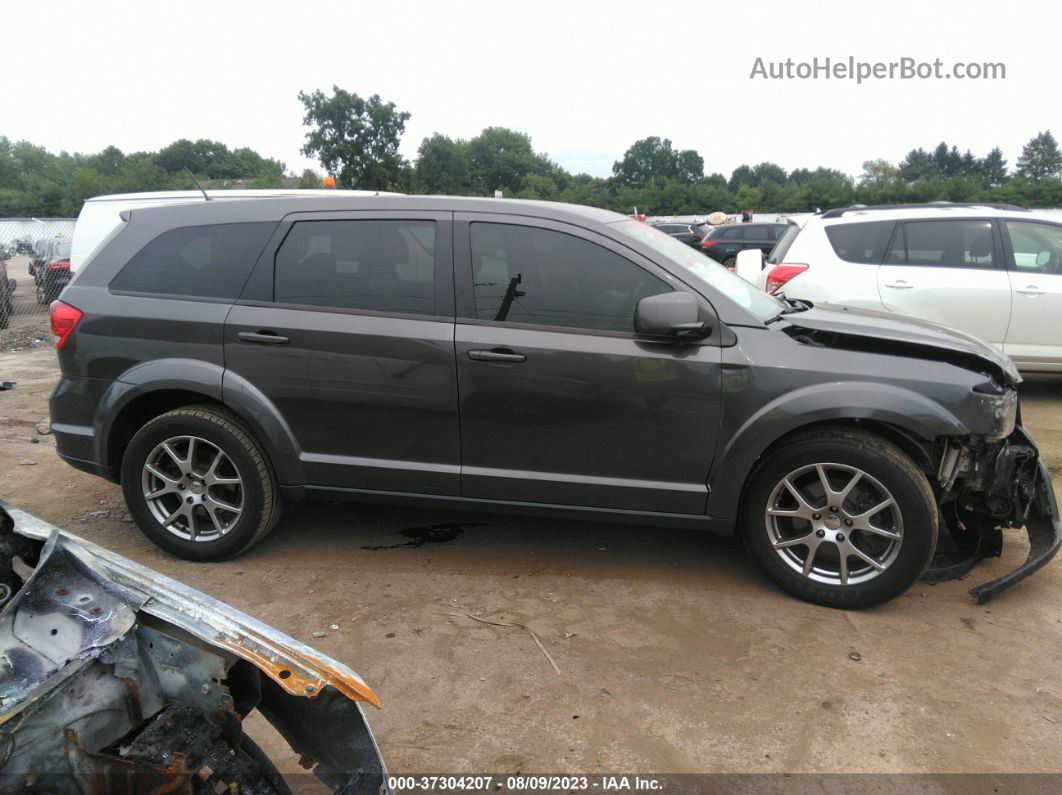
[
  {"left": 741, "top": 428, "right": 937, "bottom": 608},
  {"left": 0, "top": 298, "right": 10, "bottom": 329},
  {"left": 121, "top": 406, "right": 281, "bottom": 561}
]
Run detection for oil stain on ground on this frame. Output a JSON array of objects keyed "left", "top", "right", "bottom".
[{"left": 362, "top": 522, "right": 487, "bottom": 550}]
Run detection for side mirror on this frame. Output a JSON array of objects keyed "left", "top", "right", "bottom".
[
  {"left": 734, "top": 248, "right": 764, "bottom": 284},
  {"left": 635, "top": 292, "right": 710, "bottom": 341}
]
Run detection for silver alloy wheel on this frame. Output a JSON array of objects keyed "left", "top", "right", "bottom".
[
  {"left": 764, "top": 463, "right": 903, "bottom": 586},
  {"left": 141, "top": 435, "right": 244, "bottom": 542}
]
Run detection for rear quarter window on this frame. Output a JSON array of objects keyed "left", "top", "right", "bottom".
[
  {"left": 824, "top": 221, "right": 896, "bottom": 264},
  {"left": 110, "top": 222, "right": 275, "bottom": 300}
]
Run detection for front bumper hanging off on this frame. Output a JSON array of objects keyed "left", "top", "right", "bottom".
[{"left": 929, "top": 426, "right": 1062, "bottom": 603}]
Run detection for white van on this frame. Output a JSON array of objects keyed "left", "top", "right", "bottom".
[{"left": 70, "top": 189, "right": 398, "bottom": 272}]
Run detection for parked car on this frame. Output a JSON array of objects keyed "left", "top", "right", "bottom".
[
  {"left": 0, "top": 501, "right": 388, "bottom": 793},
  {"left": 28, "top": 237, "right": 51, "bottom": 282},
  {"left": 745, "top": 203, "right": 1062, "bottom": 373},
  {"left": 651, "top": 221, "right": 704, "bottom": 248},
  {"left": 0, "top": 259, "right": 13, "bottom": 329},
  {"left": 49, "top": 196, "right": 1059, "bottom": 608},
  {"left": 699, "top": 222, "right": 789, "bottom": 269},
  {"left": 35, "top": 237, "right": 73, "bottom": 304}
]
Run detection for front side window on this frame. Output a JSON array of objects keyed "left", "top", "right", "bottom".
[
  {"left": 274, "top": 220, "right": 436, "bottom": 315},
  {"left": 470, "top": 223, "right": 670, "bottom": 332},
  {"left": 111, "top": 222, "right": 275, "bottom": 300},
  {"left": 1005, "top": 221, "right": 1062, "bottom": 274},
  {"left": 824, "top": 220, "right": 895, "bottom": 264},
  {"left": 886, "top": 220, "right": 995, "bottom": 268}
]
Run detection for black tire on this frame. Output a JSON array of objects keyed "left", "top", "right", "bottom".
[
  {"left": 741, "top": 428, "right": 938, "bottom": 609},
  {"left": 722, "top": 257, "right": 737, "bottom": 271},
  {"left": 121, "top": 405, "right": 281, "bottom": 561},
  {"left": 0, "top": 299, "right": 10, "bottom": 330}
]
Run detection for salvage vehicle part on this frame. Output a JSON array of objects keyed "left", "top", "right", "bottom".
[{"left": 0, "top": 501, "right": 389, "bottom": 794}]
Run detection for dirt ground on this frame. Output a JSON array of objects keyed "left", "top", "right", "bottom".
[{"left": 1, "top": 344, "right": 1061, "bottom": 785}]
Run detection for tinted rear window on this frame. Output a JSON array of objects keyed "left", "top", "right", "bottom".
[
  {"left": 885, "top": 220, "right": 995, "bottom": 268},
  {"left": 111, "top": 222, "right": 274, "bottom": 299},
  {"left": 824, "top": 221, "right": 896, "bottom": 264},
  {"left": 274, "top": 219, "right": 436, "bottom": 315}
]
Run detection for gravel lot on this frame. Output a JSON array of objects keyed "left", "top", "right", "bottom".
[{"left": 1, "top": 345, "right": 1061, "bottom": 785}]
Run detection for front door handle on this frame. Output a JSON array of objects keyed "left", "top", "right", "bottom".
[
  {"left": 884, "top": 280, "right": 914, "bottom": 289},
  {"left": 237, "top": 331, "right": 290, "bottom": 345},
  {"left": 1015, "top": 285, "right": 1045, "bottom": 295},
  {"left": 468, "top": 348, "right": 526, "bottom": 363}
]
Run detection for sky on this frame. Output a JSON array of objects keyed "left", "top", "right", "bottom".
[{"left": 5, "top": 0, "right": 1060, "bottom": 182}]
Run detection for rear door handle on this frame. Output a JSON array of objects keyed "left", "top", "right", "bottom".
[
  {"left": 237, "top": 331, "right": 290, "bottom": 345},
  {"left": 467, "top": 348, "right": 526, "bottom": 363},
  {"left": 1015, "top": 285, "right": 1045, "bottom": 295},
  {"left": 884, "top": 280, "right": 914, "bottom": 289}
]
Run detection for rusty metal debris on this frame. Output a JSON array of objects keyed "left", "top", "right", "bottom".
[{"left": 0, "top": 501, "right": 390, "bottom": 794}]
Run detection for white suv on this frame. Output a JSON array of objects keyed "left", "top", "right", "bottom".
[{"left": 747, "top": 203, "right": 1062, "bottom": 373}]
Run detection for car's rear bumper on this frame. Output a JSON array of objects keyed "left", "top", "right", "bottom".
[{"left": 49, "top": 374, "right": 119, "bottom": 482}]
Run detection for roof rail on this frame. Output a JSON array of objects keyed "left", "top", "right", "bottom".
[{"left": 820, "top": 202, "right": 1028, "bottom": 219}]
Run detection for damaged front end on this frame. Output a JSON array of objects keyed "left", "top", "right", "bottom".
[
  {"left": 0, "top": 501, "right": 389, "bottom": 794},
  {"left": 932, "top": 425, "right": 1062, "bottom": 603}
]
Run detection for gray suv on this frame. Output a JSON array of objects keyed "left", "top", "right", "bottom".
[{"left": 49, "top": 196, "right": 1060, "bottom": 608}]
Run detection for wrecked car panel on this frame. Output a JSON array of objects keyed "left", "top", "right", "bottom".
[
  {"left": 0, "top": 501, "right": 389, "bottom": 793},
  {"left": 932, "top": 428, "right": 1062, "bottom": 603},
  {"left": 782, "top": 303, "right": 1021, "bottom": 386}
]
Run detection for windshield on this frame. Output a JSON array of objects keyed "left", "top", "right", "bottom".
[
  {"left": 54, "top": 240, "right": 72, "bottom": 259},
  {"left": 614, "top": 220, "right": 785, "bottom": 322}
]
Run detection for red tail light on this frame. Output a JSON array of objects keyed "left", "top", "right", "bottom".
[
  {"left": 764, "top": 264, "right": 809, "bottom": 294},
  {"left": 700, "top": 240, "right": 717, "bottom": 249},
  {"left": 50, "top": 300, "right": 82, "bottom": 349},
  {"left": 46, "top": 259, "right": 71, "bottom": 271}
]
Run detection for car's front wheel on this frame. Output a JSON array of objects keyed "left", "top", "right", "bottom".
[
  {"left": 121, "top": 406, "right": 281, "bottom": 561},
  {"left": 741, "top": 428, "right": 938, "bottom": 608}
]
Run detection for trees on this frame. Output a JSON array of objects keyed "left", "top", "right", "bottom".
[
  {"left": 1016, "top": 131, "right": 1062, "bottom": 181},
  {"left": 154, "top": 139, "right": 285, "bottom": 181},
  {"left": 7, "top": 117, "right": 1062, "bottom": 218},
  {"left": 898, "top": 148, "right": 937, "bottom": 182},
  {"left": 414, "top": 134, "right": 471, "bottom": 194},
  {"left": 298, "top": 87, "right": 411, "bottom": 190},
  {"left": 467, "top": 127, "right": 553, "bottom": 194},
  {"left": 981, "top": 147, "right": 1008, "bottom": 186},
  {"left": 613, "top": 137, "right": 702, "bottom": 186}
]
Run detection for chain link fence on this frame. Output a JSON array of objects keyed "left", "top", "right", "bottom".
[{"left": 0, "top": 218, "right": 77, "bottom": 350}]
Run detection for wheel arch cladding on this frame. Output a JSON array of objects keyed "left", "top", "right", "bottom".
[
  {"left": 706, "top": 381, "right": 967, "bottom": 521},
  {"left": 100, "top": 359, "right": 303, "bottom": 485}
]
